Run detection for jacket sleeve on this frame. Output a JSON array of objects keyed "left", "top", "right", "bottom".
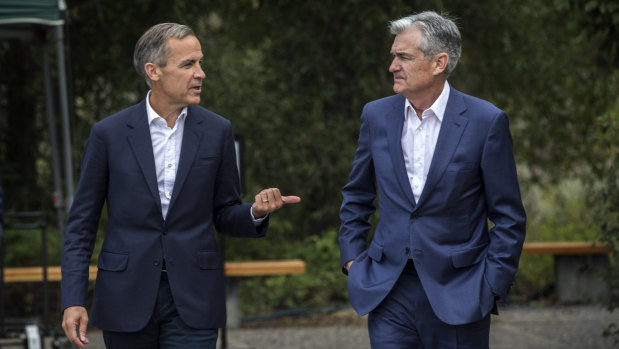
[
  {"left": 481, "top": 111, "right": 527, "bottom": 301},
  {"left": 338, "top": 106, "right": 376, "bottom": 273},
  {"left": 61, "top": 123, "right": 108, "bottom": 310},
  {"left": 213, "top": 121, "right": 268, "bottom": 238}
]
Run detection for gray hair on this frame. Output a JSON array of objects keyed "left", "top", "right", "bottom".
[
  {"left": 133, "top": 23, "right": 195, "bottom": 86},
  {"left": 389, "top": 11, "right": 461, "bottom": 76}
]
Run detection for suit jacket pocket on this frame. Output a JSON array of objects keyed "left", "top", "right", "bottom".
[
  {"left": 97, "top": 251, "right": 129, "bottom": 271},
  {"left": 446, "top": 161, "right": 474, "bottom": 172},
  {"left": 197, "top": 250, "right": 224, "bottom": 270},
  {"left": 368, "top": 242, "right": 384, "bottom": 262},
  {"left": 450, "top": 242, "right": 488, "bottom": 268},
  {"left": 193, "top": 155, "right": 219, "bottom": 168}
]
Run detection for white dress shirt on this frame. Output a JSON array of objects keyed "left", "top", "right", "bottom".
[
  {"left": 146, "top": 91, "right": 187, "bottom": 219},
  {"left": 401, "top": 82, "right": 450, "bottom": 203},
  {"left": 146, "top": 92, "right": 265, "bottom": 224}
]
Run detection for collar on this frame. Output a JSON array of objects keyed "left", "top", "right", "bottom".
[
  {"left": 404, "top": 81, "right": 450, "bottom": 122},
  {"left": 146, "top": 90, "right": 188, "bottom": 126}
]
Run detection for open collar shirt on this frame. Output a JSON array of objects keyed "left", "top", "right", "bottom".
[
  {"left": 146, "top": 91, "right": 187, "bottom": 220},
  {"left": 145, "top": 92, "right": 264, "bottom": 224},
  {"left": 401, "top": 81, "right": 450, "bottom": 203}
]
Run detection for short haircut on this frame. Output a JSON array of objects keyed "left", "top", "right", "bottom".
[
  {"left": 389, "top": 11, "right": 461, "bottom": 76},
  {"left": 133, "top": 23, "right": 195, "bottom": 86}
]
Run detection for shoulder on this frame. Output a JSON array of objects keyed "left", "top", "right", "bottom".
[
  {"left": 187, "top": 105, "right": 232, "bottom": 129},
  {"left": 365, "top": 94, "right": 403, "bottom": 110},
  {"left": 94, "top": 100, "right": 147, "bottom": 129},
  {"left": 361, "top": 94, "right": 404, "bottom": 118},
  {"left": 450, "top": 88, "right": 504, "bottom": 117}
]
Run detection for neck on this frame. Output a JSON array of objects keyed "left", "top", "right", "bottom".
[
  {"left": 149, "top": 91, "right": 184, "bottom": 128},
  {"left": 406, "top": 80, "right": 446, "bottom": 120}
]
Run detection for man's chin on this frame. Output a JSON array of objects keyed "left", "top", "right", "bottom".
[{"left": 188, "top": 97, "right": 201, "bottom": 105}]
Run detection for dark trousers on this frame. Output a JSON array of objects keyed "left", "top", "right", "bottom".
[
  {"left": 368, "top": 260, "right": 490, "bottom": 349},
  {"left": 103, "top": 273, "right": 218, "bottom": 349}
]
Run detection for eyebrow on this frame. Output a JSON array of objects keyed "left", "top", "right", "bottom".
[
  {"left": 392, "top": 51, "right": 413, "bottom": 58},
  {"left": 178, "top": 57, "right": 202, "bottom": 67}
]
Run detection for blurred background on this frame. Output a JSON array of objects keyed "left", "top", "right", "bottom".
[{"left": 0, "top": 0, "right": 617, "bottom": 344}]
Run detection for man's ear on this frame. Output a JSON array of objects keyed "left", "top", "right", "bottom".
[
  {"left": 433, "top": 52, "right": 449, "bottom": 75},
  {"left": 144, "top": 62, "right": 160, "bottom": 82}
]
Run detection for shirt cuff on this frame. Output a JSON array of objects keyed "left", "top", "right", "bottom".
[{"left": 250, "top": 207, "right": 268, "bottom": 226}]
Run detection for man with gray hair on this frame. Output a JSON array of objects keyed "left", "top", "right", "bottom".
[
  {"left": 61, "top": 23, "right": 300, "bottom": 348},
  {"left": 339, "top": 11, "right": 526, "bottom": 348}
]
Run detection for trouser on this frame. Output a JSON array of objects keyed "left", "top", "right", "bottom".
[
  {"left": 102, "top": 272, "right": 218, "bottom": 349},
  {"left": 368, "top": 260, "right": 490, "bottom": 349}
]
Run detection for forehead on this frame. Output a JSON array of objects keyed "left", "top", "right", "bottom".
[
  {"left": 166, "top": 35, "right": 203, "bottom": 61},
  {"left": 391, "top": 27, "right": 423, "bottom": 53}
]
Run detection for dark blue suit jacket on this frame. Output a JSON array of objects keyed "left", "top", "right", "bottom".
[
  {"left": 61, "top": 99, "right": 267, "bottom": 331},
  {"left": 339, "top": 88, "right": 526, "bottom": 325}
]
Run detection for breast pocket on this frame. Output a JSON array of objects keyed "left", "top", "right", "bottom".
[
  {"left": 193, "top": 155, "right": 219, "bottom": 168},
  {"left": 446, "top": 162, "right": 474, "bottom": 173}
]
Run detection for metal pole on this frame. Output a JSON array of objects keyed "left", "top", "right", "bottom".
[
  {"left": 40, "top": 214, "right": 50, "bottom": 336},
  {"left": 42, "top": 32, "right": 66, "bottom": 242},
  {"left": 0, "top": 223, "right": 5, "bottom": 337},
  {"left": 54, "top": 25, "right": 74, "bottom": 211}
]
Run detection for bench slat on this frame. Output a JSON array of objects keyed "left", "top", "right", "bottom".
[
  {"left": 225, "top": 260, "right": 306, "bottom": 276},
  {"left": 522, "top": 241, "right": 612, "bottom": 255},
  {"left": 2, "top": 260, "right": 306, "bottom": 283}
]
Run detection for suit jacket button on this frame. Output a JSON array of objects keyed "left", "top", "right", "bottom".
[
  {"left": 411, "top": 212, "right": 420, "bottom": 218},
  {"left": 153, "top": 260, "right": 160, "bottom": 266},
  {"left": 405, "top": 247, "right": 410, "bottom": 254}
]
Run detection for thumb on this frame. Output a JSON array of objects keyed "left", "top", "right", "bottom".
[
  {"left": 78, "top": 313, "right": 90, "bottom": 343},
  {"left": 282, "top": 196, "right": 301, "bottom": 204}
]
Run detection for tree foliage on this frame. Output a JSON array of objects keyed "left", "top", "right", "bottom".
[{"left": 0, "top": 0, "right": 617, "bottom": 313}]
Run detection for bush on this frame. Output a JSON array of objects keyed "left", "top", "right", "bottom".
[
  {"left": 225, "top": 228, "right": 348, "bottom": 318},
  {"left": 513, "top": 178, "right": 600, "bottom": 302}
]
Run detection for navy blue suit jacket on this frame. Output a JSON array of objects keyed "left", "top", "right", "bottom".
[
  {"left": 339, "top": 88, "right": 526, "bottom": 325},
  {"left": 61, "top": 99, "right": 267, "bottom": 331}
]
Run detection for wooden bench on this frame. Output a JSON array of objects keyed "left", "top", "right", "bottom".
[
  {"left": 224, "top": 260, "right": 306, "bottom": 328},
  {"left": 2, "top": 259, "right": 306, "bottom": 328},
  {"left": 522, "top": 241, "right": 612, "bottom": 302},
  {"left": 2, "top": 260, "right": 306, "bottom": 283}
]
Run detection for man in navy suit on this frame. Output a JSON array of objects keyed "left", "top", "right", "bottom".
[
  {"left": 61, "top": 23, "right": 300, "bottom": 348},
  {"left": 339, "top": 11, "right": 526, "bottom": 348}
]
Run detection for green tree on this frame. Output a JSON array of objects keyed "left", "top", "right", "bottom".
[{"left": 1, "top": 0, "right": 617, "bottom": 317}]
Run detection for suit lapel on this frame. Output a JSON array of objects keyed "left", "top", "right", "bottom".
[
  {"left": 416, "top": 89, "right": 468, "bottom": 206},
  {"left": 386, "top": 95, "right": 417, "bottom": 207},
  {"left": 126, "top": 100, "right": 162, "bottom": 214},
  {"left": 168, "top": 107, "right": 203, "bottom": 213}
]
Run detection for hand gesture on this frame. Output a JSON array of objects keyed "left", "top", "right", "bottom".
[{"left": 251, "top": 188, "right": 301, "bottom": 218}]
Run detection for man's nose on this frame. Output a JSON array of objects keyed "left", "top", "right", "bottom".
[
  {"left": 389, "top": 59, "right": 398, "bottom": 73},
  {"left": 195, "top": 66, "right": 206, "bottom": 79}
]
